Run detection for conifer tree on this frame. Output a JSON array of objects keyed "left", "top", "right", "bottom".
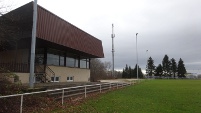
[
  {"left": 170, "top": 58, "right": 177, "bottom": 78},
  {"left": 133, "top": 64, "right": 144, "bottom": 78},
  {"left": 162, "top": 55, "right": 171, "bottom": 77},
  {"left": 155, "top": 64, "right": 163, "bottom": 77},
  {"left": 177, "top": 58, "right": 186, "bottom": 78},
  {"left": 147, "top": 57, "right": 155, "bottom": 77}
]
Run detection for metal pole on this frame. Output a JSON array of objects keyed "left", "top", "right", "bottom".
[
  {"left": 29, "top": 0, "right": 38, "bottom": 88},
  {"left": 111, "top": 24, "right": 115, "bottom": 77},
  {"left": 136, "top": 33, "right": 138, "bottom": 79},
  {"left": 146, "top": 50, "right": 148, "bottom": 78},
  {"left": 100, "top": 84, "right": 101, "bottom": 93},
  {"left": 62, "top": 89, "right": 64, "bottom": 105},
  {"left": 20, "top": 95, "right": 23, "bottom": 113},
  {"left": 117, "top": 83, "right": 118, "bottom": 89},
  {"left": 85, "top": 85, "right": 86, "bottom": 98}
]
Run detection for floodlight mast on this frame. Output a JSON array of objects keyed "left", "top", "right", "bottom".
[
  {"left": 29, "top": 0, "right": 38, "bottom": 88},
  {"left": 136, "top": 33, "right": 138, "bottom": 79},
  {"left": 111, "top": 24, "right": 115, "bottom": 77}
]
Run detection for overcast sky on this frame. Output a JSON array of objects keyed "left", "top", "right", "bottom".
[{"left": 4, "top": 0, "right": 201, "bottom": 74}]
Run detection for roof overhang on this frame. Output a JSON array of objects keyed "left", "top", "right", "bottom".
[{"left": 0, "top": 2, "right": 104, "bottom": 58}]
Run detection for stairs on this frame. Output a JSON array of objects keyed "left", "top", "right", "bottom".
[{"left": 35, "top": 65, "right": 53, "bottom": 83}]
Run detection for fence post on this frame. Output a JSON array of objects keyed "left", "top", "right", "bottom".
[
  {"left": 117, "top": 83, "right": 118, "bottom": 89},
  {"left": 85, "top": 85, "right": 86, "bottom": 98},
  {"left": 100, "top": 84, "right": 102, "bottom": 93},
  {"left": 62, "top": 89, "right": 64, "bottom": 105},
  {"left": 20, "top": 95, "right": 23, "bottom": 113},
  {"left": 110, "top": 83, "right": 111, "bottom": 89}
]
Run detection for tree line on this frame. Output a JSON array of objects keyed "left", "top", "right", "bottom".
[
  {"left": 122, "top": 64, "right": 144, "bottom": 78},
  {"left": 147, "top": 54, "right": 187, "bottom": 78}
]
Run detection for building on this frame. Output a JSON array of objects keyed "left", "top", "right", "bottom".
[{"left": 0, "top": 2, "right": 104, "bottom": 83}]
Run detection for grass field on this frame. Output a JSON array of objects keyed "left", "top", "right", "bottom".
[{"left": 56, "top": 80, "right": 201, "bottom": 113}]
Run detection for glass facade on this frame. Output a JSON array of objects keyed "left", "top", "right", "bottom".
[
  {"left": 80, "top": 57, "right": 89, "bottom": 68},
  {"left": 59, "top": 55, "right": 65, "bottom": 66},
  {"left": 44, "top": 48, "right": 90, "bottom": 69},
  {"left": 47, "top": 49, "right": 65, "bottom": 66},
  {"left": 47, "top": 53, "right": 59, "bottom": 65},
  {"left": 35, "top": 48, "right": 45, "bottom": 64},
  {"left": 66, "top": 57, "right": 75, "bottom": 67},
  {"left": 66, "top": 53, "right": 79, "bottom": 68},
  {"left": 35, "top": 54, "right": 44, "bottom": 64}
]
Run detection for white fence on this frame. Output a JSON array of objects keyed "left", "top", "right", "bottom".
[{"left": 0, "top": 80, "right": 139, "bottom": 113}]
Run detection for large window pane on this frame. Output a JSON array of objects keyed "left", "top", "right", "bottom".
[
  {"left": 66, "top": 53, "right": 78, "bottom": 68},
  {"left": 47, "top": 53, "right": 59, "bottom": 66},
  {"left": 86, "top": 59, "right": 89, "bottom": 68},
  {"left": 35, "top": 48, "right": 44, "bottom": 64},
  {"left": 75, "top": 58, "right": 79, "bottom": 67},
  {"left": 66, "top": 57, "right": 75, "bottom": 67},
  {"left": 80, "top": 59, "right": 86, "bottom": 68},
  {"left": 60, "top": 56, "right": 64, "bottom": 66},
  {"left": 35, "top": 54, "right": 44, "bottom": 64},
  {"left": 47, "top": 48, "right": 65, "bottom": 66}
]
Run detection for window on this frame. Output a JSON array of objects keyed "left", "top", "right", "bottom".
[
  {"left": 67, "top": 76, "right": 74, "bottom": 82},
  {"left": 35, "top": 54, "right": 44, "bottom": 64},
  {"left": 51, "top": 76, "right": 59, "bottom": 82},
  {"left": 66, "top": 57, "right": 75, "bottom": 67},
  {"left": 80, "top": 59, "right": 86, "bottom": 68},
  {"left": 59, "top": 55, "right": 65, "bottom": 66},
  {"left": 86, "top": 59, "right": 89, "bottom": 68},
  {"left": 47, "top": 53, "right": 59, "bottom": 65},
  {"left": 35, "top": 48, "right": 45, "bottom": 64},
  {"left": 80, "top": 57, "right": 90, "bottom": 69},
  {"left": 45, "top": 48, "right": 90, "bottom": 69},
  {"left": 47, "top": 49, "right": 65, "bottom": 66},
  {"left": 66, "top": 53, "right": 78, "bottom": 67}
]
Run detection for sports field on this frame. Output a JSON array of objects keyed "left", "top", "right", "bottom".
[{"left": 57, "top": 80, "right": 201, "bottom": 113}]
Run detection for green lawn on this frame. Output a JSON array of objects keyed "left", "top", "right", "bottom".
[{"left": 56, "top": 80, "right": 201, "bottom": 113}]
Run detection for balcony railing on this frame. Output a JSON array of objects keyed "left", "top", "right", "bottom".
[{"left": 0, "top": 63, "right": 29, "bottom": 73}]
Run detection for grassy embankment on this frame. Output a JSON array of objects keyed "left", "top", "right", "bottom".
[{"left": 56, "top": 80, "right": 201, "bottom": 113}]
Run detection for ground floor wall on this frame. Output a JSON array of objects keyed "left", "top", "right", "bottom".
[
  {"left": 48, "top": 66, "right": 90, "bottom": 82},
  {"left": 15, "top": 73, "right": 30, "bottom": 84},
  {"left": 14, "top": 66, "right": 90, "bottom": 83}
]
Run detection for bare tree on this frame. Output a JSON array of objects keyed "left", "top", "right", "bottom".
[
  {"left": 0, "top": 0, "right": 12, "bottom": 16},
  {"left": 90, "top": 59, "right": 117, "bottom": 81},
  {"left": 104, "top": 61, "right": 112, "bottom": 76},
  {"left": 90, "top": 59, "right": 106, "bottom": 81},
  {"left": 104, "top": 61, "right": 111, "bottom": 71}
]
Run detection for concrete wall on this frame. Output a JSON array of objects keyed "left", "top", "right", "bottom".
[
  {"left": 15, "top": 73, "right": 30, "bottom": 83},
  {"left": 12, "top": 66, "right": 90, "bottom": 84},
  {"left": 48, "top": 66, "right": 90, "bottom": 82}
]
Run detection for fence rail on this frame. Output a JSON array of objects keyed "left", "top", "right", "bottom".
[{"left": 0, "top": 80, "right": 140, "bottom": 113}]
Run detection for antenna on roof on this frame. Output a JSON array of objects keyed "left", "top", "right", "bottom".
[{"left": 111, "top": 24, "right": 115, "bottom": 77}]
